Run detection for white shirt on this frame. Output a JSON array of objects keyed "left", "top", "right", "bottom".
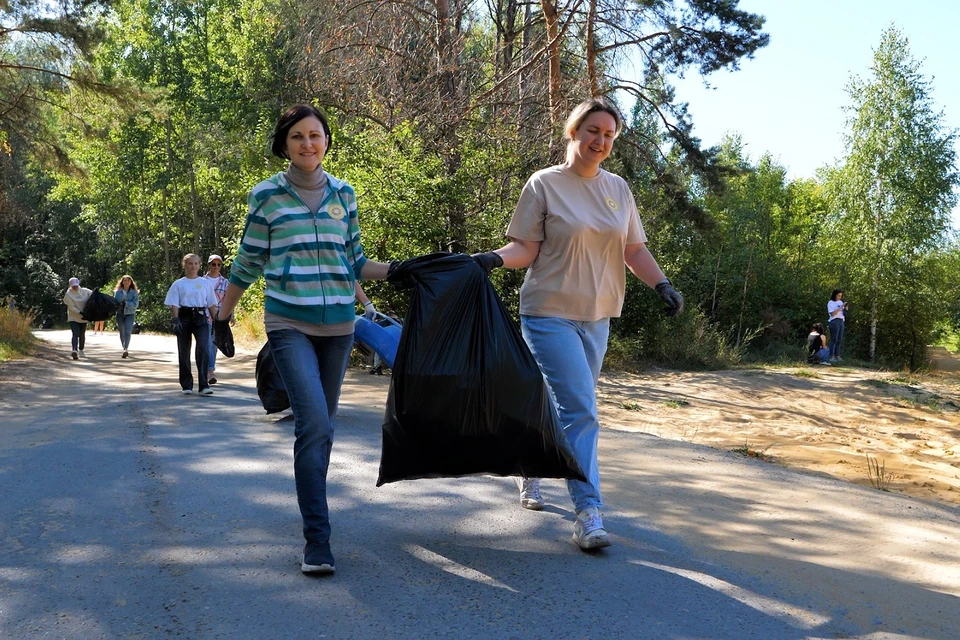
[
  {"left": 827, "top": 300, "right": 845, "bottom": 322},
  {"left": 164, "top": 277, "right": 217, "bottom": 309}
]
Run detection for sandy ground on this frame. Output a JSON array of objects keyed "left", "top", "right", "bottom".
[{"left": 595, "top": 364, "right": 960, "bottom": 508}]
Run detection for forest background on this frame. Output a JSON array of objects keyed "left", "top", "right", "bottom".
[{"left": 1, "top": 0, "right": 958, "bottom": 370}]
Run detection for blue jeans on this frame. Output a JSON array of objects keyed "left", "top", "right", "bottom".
[
  {"left": 829, "top": 319, "right": 844, "bottom": 358},
  {"left": 207, "top": 322, "right": 217, "bottom": 375},
  {"left": 520, "top": 315, "right": 609, "bottom": 512},
  {"left": 117, "top": 313, "right": 135, "bottom": 350},
  {"left": 69, "top": 321, "right": 87, "bottom": 351},
  {"left": 267, "top": 329, "right": 354, "bottom": 544},
  {"left": 175, "top": 312, "right": 210, "bottom": 391},
  {"left": 815, "top": 347, "right": 829, "bottom": 363}
]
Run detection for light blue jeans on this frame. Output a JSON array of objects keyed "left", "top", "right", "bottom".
[
  {"left": 520, "top": 315, "right": 610, "bottom": 512},
  {"left": 117, "top": 313, "right": 135, "bottom": 350},
  {"left": 267, "top": 329, "right": 354, "bottom": 544},
  {"left": 207, "top": 322, "right": 218, "bottom": 375}
]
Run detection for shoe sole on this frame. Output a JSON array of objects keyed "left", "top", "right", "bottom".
[
  {"left": 300, "top": 555, "right": 335, "bottom": 575},
  {"left": 573, "top": 533, "right": 613, "bottom": 550},
  {"left": 199, "top": 390, "right": 213, "bottom": 396}
]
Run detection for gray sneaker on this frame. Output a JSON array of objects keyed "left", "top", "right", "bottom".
[
  {"left": 516, "top": 477, "right": 544, "bottom": 510},
  {"left": 301, "top": 541, "right": 335, "bottom": 575},
  {"left": 573, "top": 506, "right": 612, "bottom": 550}
]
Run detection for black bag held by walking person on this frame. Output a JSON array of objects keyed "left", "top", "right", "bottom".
[
  {"left": 80, "top": 288, "right": 121, "bottom": 322},
  {"left": 255, "top": 342, "right": 290, "bottom": 414},
  {"left": 213, "top": 319, "right": 235, "bottom": 358},
  {"left": 377, "top": 252, "right": 586, "bottom": 486}
]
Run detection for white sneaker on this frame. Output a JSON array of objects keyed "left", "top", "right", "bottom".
[
  {"left": 181, "top": 389, "right": 193, "bottom": 395},
  {"left": 78, "top": 349, "right": 84, "bottom": 358},
  {"left": 516, "top": 477, "right": 544, "bottom": 510},
  {"left": 573, "top": 506, "right": 612, "bottom": 550},
  {"left": 199, "top": 387, "right": 214, "bottom": 396}
]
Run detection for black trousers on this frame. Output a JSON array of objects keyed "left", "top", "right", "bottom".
[{"left": 176, "top": 312, "right": 210, "bottom": 391}]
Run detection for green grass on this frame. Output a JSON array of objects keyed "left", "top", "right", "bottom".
[
  {"left": 0, "top": 308, "right": 37, "bottom": 362},
  {"left": 660, "top": 399, "right": 691, "bottom": 409},
  {"left": 793, "top": 368, "right": 820, "bottom": 379}
]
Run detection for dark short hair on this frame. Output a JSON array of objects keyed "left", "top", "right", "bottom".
[
  {"left": 270, "top": 104, "right": 332, "bottom": 160},
  {"left": 811, "top": 322, "right": 824, "bottom": 333},
  {"left": 831, "top": 289, "right": 843, "bottom": 301}
]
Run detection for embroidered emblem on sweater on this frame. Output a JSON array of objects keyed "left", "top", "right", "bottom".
[{"left": 328, "top": 204, "right": 346, "bottom": 220}]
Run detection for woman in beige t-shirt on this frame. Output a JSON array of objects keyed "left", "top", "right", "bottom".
[{"left": 473, "top": 98, "right": 683, "bottom": 551}]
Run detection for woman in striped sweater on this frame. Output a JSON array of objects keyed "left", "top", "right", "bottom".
[{"left": 217, "top": 104, "right": 396, "bottom": 576}]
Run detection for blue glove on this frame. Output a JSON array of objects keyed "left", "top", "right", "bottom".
[{"left": 655, "top": 279, "right": 684, "bottom": 317}]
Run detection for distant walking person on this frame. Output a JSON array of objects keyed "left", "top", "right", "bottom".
[
  {"left": 114, "top": 275, "right": 140, "bottom": 358},
  {"left": 63, "top": 277, "right": 92, "bottom": 360},
  {"left": 203, "top": 254, "right": 230, "bottom": 384},
  {"left": 827, "top": 289, "right": 848, "bottom": 362},
  {"left": 164, "top": 254, "right": 217, "bottom": 395},
  {"left": 93, "top": 319, "right": 105, "bottom": 335},
  {"left": 807, "top": 322, "right": 830, "bottom": 365},
  {"left": 473, "top": 98, "right": 684, "bottom": 551}
]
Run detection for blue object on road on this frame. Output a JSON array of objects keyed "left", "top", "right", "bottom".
[{"left": 354, "top": 312, "right": 402, "bottom": 369}]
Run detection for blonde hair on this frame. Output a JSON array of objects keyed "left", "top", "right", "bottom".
[
  {"left": 115, "top": 274, "right": 139, "bottom": 292},
  {"left": 181, "top": 253, "right": 201, "bottom": 267},
  {"left": 563, "top": 98, "right": 624, "bottom": 162}
]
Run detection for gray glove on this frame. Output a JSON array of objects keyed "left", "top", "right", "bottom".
[
  {"left": 362, "top": 300, "right": 377, "bottom": 320},
  {"left": 655, "top": 279, "right": 684, "bottom": 317},
  {"left": 471, "top": 251, "right": 503, "bottom": 275}
]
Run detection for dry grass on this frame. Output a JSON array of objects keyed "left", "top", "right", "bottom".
[{"left": 0, "top": 308, "right": 37, "bottom": 361}]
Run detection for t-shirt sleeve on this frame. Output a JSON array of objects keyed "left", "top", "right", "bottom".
[
  {"left": 506, "top": 175, "right": 546, "bottom": 242},
  {"left": 624, "top": 187, "right": 647, "bottom": 244},
  {"left": 163, "top": 281, "right": 180, "bottom": 307}
]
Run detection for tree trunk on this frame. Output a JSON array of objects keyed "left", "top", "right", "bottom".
[
  {"left": 737, "top": 243, "right": 754, "bottom": 345},
  {"left": 540, "top": 0, "right": 563, "bottom": 128},
  {"left": 586, "top": 0, "right": 599, "bottom": 96}
]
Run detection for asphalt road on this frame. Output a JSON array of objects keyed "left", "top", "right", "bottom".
[{"left": 1, "top": 330, "right": 959, "bottom": 639}]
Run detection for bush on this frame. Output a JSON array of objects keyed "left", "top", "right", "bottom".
[{"left": 0, "top": 307, "right": 37, "bottom": 361}]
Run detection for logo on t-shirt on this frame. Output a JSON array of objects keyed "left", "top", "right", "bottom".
[
  {"left": 605, "top": 197, "right": 619, "bottom": 211},
  {"left": 327, "top": 204, "right": 347, "bottom": 220}
]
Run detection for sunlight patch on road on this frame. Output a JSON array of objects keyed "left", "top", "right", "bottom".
[
  {"left": 0, "top": 567, "right": 43, "bottom": 581},
  {"left": 630, "top": 559, "right": 831, "bottom": 629},
  {"left": 404, "top": 544, "right": 518, "bottom": 592},
  {"left": 54, "top": 545, "right": 112, "bottom": 563},
  {"left": 186, "top": 457, "right": 276, "bottom": 474}
]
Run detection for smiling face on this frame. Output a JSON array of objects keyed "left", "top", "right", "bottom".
[
  {"left": 284, "top": 116, "right": 328, "bottom": 172},
  {"left": 207, "top": 259, "right": 222, "bottom": 277},
  {"left": 183, "top": 256, "right": 201, "bottom": 278},
  {"left": 567, "top": 111, "right": 618, "bottom": 177},
  {"left": 121, "top": 276, "right": 132, "bottom": 290}
]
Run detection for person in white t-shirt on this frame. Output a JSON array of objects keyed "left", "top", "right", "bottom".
[
  {"left": 827, "top": 289, "right": 848, "bottom": 362},
  {"left": 164, "top": 253, "right": 218, "bottom": 395},
  {"left": 472, "top": 98, "right": 683, "bottom": 551}
]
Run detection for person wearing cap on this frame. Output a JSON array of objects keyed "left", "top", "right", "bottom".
[
  {"left": 204, "top": 254, "right": 230, "bottom": 384},
  {"left": 63, "top": 277, "right": 92, "bottom": 360}
]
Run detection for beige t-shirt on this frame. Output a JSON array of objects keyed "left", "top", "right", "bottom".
[{"left": 506, "top": 165, "right": 646, "bottom": 321}]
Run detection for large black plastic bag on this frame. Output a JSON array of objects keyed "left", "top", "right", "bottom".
[
  {"left": 377, "top": 252, "right": 585, "bottom": 486},
  {"left": 81, "top": 289, "right": 120, "bottom": 322},
  {"left": 213, "top": 319, "right": 235, "bottom": 358},
  {"left": 255, "top": 342, "right": 290, "bottom": 414}
]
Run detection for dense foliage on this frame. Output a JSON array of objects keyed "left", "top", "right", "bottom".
[{"left": 1, "top": 2, "right": 957, "bottom": 369}]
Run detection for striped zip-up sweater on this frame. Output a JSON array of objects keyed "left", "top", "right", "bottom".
[{"left": 230, "top": 170, "right": 368, "bottom": 325}]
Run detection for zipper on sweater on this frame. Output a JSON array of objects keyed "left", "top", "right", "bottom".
[{"left": 282, "top": 180, "right": 338, "bottom": 324}]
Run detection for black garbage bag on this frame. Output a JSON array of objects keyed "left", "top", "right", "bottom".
[
  {"left": 213, "top": 319, "right": 235, "bottom": 358},
  {"left": 377, "top": 252, "right": 586, "bottom": 486},
  {"left": 255, "top": 342, "right": 290, "bottom": 414},
  {"left": 80, "top": 288, "right": 120, "bottom": 322}
]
